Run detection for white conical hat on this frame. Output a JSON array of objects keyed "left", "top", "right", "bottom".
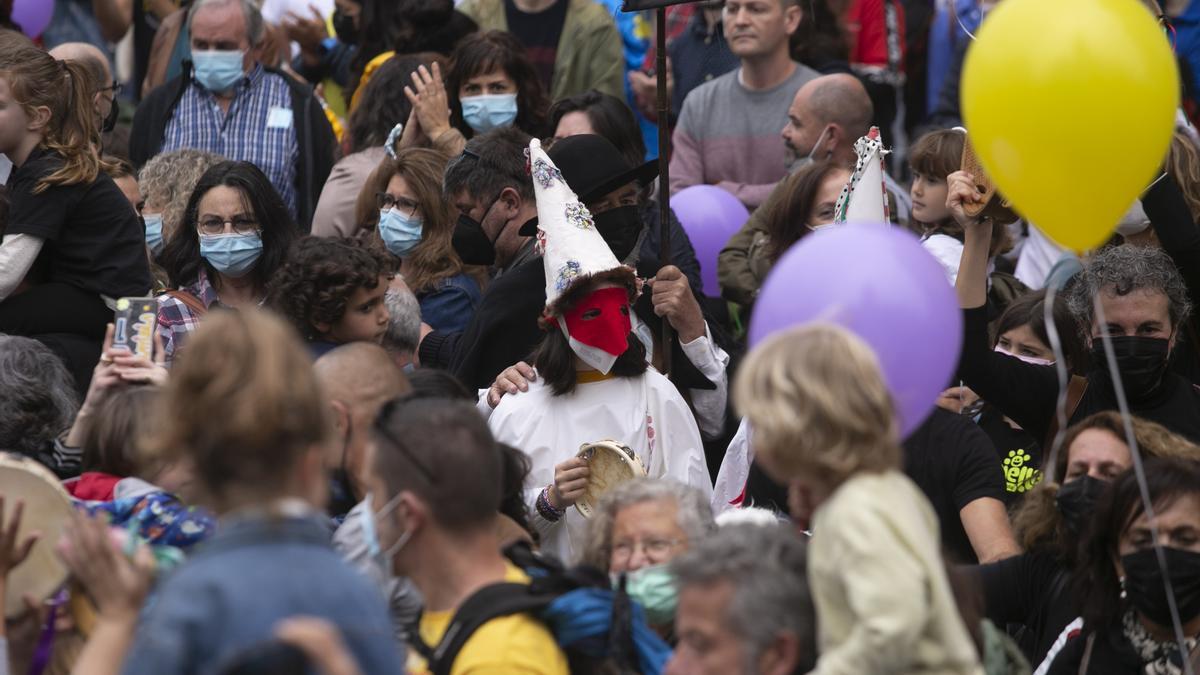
[
  {"left": 834, "top": 126, "right": 891, "bottom": 225},
  {"left": 532, "top": 138, "right": 636, "bottom": 315}
]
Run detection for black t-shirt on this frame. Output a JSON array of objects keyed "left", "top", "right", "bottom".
[
  {"left": 977, "top": 408, "right": 1044, "bottom": 507},
  {"left": 975, "top": 549, "right": 1079, "bottom": 665},
  {"left": 903, "top": 407, "right": 1007, "bottom": 564},
  {"left": 504, "top": 0, "right": 568, "bottom": 91},
  {"left": 7, "top": 148, "right": 152, "bottom": 299}
]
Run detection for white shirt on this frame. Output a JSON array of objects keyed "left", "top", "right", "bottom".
[{"left": 487, "top": 370, "right": 713, "bottom": 565}]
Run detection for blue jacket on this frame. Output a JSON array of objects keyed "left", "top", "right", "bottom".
[
  {"left": 121, "top": 514, "right": 403, "bottom": 675},
  {"left": 417, "top": 272, "right": 482, "bottom": 333}
]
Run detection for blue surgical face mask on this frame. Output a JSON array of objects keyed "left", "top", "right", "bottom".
[
  {"left": 379, "top": 208, "right": 423, "bottom": 258},
  {"left": 460, "top": 93, "right": 518, "bottom": 133},
  {"left": 144, "top": 213, "right": 164, "bottom": 255},
  {"left": 199, "top": 232, "right": 263, "bottom": 277},
  {"left": 362, "top": 492, "right": 410, "bottom": 574},
  {"left": 192, "top": 49, "right": 246, "bottom": 93}
]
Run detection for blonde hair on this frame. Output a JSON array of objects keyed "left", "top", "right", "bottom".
[
  {"left": 144, "top": 308, "right": 332, "bottom": 511},
  {"left": 733, "top": 324, "right": 900, "bottom": 484},
  {"left": 1167, "top": 130, "right": 1200, "bottom": 221}
]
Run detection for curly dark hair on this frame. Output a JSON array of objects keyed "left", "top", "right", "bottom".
[
  {"left": 266, "top": 236, "right": 396, "bottom": 340},
  {"left": 446, "top": 30, "right": 550, "bottom": 140},
  {"left": 159, "top": 161, "right": 298, "bottom": 295}
]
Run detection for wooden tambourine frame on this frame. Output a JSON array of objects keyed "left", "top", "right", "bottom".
[{"left": 574, "top": 440, "right": 647, "bottom": 518}]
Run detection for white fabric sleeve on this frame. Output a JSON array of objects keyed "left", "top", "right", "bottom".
[
  {"left": 0, "top": 234, "right": 44, "bottom": 301},
  {"left": 680, "top": 324, "right": 730, "bottom": 440}
]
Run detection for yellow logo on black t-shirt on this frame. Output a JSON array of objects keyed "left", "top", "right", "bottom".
[{"left": 1003, "top": 449, "right": 1043, "bottom": 493}]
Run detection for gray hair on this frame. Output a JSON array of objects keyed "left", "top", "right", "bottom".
[
  {"left": 188, "top": 0, "right": 265, "bottom": 47},
  {"left": 580, "top": 478, "right": 716, "bottom": 571},
  {"left": 138, "top": 149, "right": 225, "bottom": 239},
  {"left": 671, "top": 523, "right": 816, "bottom": 673},
  {"left": 0, "top": 336, "right": 78, "bottom": 458},
  {"left": 382, "top": 287, "right": 422, "bottom": 355},
  {"left": 1069, "top": 245, "right": 1192, "bottom": 334}
]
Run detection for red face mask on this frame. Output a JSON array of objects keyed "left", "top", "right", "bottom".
[{"left": 561, "top": 286, "right": 632, "bottom": 360}]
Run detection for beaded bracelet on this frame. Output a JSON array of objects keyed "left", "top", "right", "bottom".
[{"left": 536, "top": 486, "right": 564, "bottom": 522}]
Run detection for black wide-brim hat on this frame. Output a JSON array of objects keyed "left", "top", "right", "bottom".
[{"left": 519, "top": 134, "right": 658, "bottom": 236}]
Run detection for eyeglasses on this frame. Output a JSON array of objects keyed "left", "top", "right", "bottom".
[
  {"left": 376, "top": 192, "right": 420, "bottom": 218},
  {"left": 372, "top": 398, "right": 438, "bottom": 484},
  {"left": 611, "top": 537, "right": 683, "bottom": 564},
  {"left": 197, "top": 216, "right": 260, "bottom": 235},
  {"left": 99, "top": 80, "right": 122, "bottom": 97}
]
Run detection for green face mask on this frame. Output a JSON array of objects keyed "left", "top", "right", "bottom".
[{"left": 619, "top": 563, "right": 679, "bottom": 625}]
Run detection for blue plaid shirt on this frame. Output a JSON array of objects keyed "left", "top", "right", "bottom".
[{"left": 162, "top": 65, "right": 299, "bottom": 219}]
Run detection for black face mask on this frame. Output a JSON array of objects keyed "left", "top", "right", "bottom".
[
  {"left": 452, "top": 213, "right": 496, "bottom": 266},
  {"left": 594, "top": 205, "right": 645, "bottom": 263},
  {"left": 1091, "top": 335, "right": 1171, "bottom": 402},
  {"left": 332, "top": 9, "right": 359, "bottom": 45},
  {"left": 326, "top": 420, "right": 358, "bottom": 519},
  {"left": 1055, "top": 475, "right": 1108, "bottom": 537},
  {"left": 1122, "top": 546, "right": 1200, "bottom": 627},
  {"left": 101, "top": 96, "right": 118, "bottom": 133}
]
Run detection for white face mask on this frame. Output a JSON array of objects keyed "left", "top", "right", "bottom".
[
  {"left": 362, "top": 492, "right": 412, "bottom": 574},
  {"left": 789, "top": 125, "right": 833, "bottom": 172}
]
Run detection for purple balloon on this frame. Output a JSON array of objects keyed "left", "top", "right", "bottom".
[
  {"left": 13, "top": 0, "right": 54, "bottom": 38},
  {"left": 748, "top": 224, "right": 962, "bottom": 437},
  {"left": 669, "top": 185, "right": 749, "bottom": 298}
]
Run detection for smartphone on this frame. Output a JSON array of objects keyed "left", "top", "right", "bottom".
[{"left": 112, "top": 297, "right": 157, "bottom": 358}]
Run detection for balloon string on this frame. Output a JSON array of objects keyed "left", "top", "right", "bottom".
[
  {"left": 952, "top": 1, "right": 978, "bottom": 42},
  {"left": 1040, "top": 283, "right": 1071, "bottom": 483},
  {"left": 1091, "top": 294, "right": 1195, "bottom": 675}
]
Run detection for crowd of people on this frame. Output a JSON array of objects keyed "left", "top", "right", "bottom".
[{"left": 0, "top": 0, "right": 1198, "bottom": 672}]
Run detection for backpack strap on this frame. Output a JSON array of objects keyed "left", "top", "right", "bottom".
[
  {"left": 1043, "top": 375, "right": 1089, "bottom": 452},
  {"left": 416, "top": 582, "right": 556, "bottom": 675},
  {"left": 166, "top": 289, "right": 208, "bottom": 317}
]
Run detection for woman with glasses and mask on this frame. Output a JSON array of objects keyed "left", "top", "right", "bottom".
[
  {"left": 156, "top": 161, "right": 298, "bottom": 365},
  {"left": 1044, "top": 457, "right": 1200, "bottom": 674},
  {"left": 973, "top": 412, "right": 1200, "bottom": 666},
  {"left": 355, "top": 147, "right": 482, "bottom": 332}
]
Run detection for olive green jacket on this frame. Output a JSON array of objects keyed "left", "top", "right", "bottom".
[{"left": 459, "top": 0, "right": 625, "bottom": 102}]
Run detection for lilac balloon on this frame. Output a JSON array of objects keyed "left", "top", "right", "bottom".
[
  {"left": 13, "top": 0, "right": 54, "bottom": 38},
  {"left": 669, "top": 185, "right": 749, "bottom": 298},
  {"left": 748, "top": 224, "right": 962, "bottom": 437}
]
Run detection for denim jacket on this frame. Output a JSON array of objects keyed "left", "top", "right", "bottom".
[
  {"left": 121, "top": 513, "right": 403, "bottom": 675},
  {"left": 416, "top": 273, "right": 481, "bottom": 333}
]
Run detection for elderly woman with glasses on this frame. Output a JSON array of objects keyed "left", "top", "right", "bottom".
[
  {"left": 355, "top": 147, "right": 482, "bottom": 332},
  {"left": 156, "top": 161, "right": 299, "bottom": 365}
]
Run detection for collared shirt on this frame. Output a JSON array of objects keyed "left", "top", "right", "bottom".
[
  {"left": 162, "top": 65, "right": 299, "bottom": 219},
  {"left": 156, "top": 267, "right": 221, "bottom": 365}
]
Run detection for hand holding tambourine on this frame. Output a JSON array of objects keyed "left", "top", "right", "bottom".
[
  {"left": 572, "top": 440, "right": 648, "bottom": 518},
  {"left": 958, "top": 129, "right": 1020, "bottom": 225}
]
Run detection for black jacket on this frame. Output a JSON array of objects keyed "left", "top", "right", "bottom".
[{"left": 129, "top": 62, "right": 337, "bottom": 232}]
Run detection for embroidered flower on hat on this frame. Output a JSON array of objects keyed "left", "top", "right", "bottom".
[
  {"left": 534, "top": 228, "right": 548, "bottom": 256},
  {"left": 532, "top": 158, "right": 563, "bottom": 189},
  {"left": 555, "top": 260, "right": 582, "bottom": 292},
  {"left": 565, "top": 203, "right": 594, "bottom": 230}
]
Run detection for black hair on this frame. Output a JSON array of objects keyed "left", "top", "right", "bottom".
[
  {"left": 159, "top": 161, "right": 298, "bottom": 294},
  {"left": 548, "top": 89, "right": 646, "bottom": 170},
  {"left": 402, "top": 368, "right": 474, "bottom": 401},
  {"left": 531, "top": 330, "right": 648, "bottom": 397},
  {"left": 443, "top": 126, "right": 535, "bottom": 203},
  {"left": 1074, "top": 457, "right": 1200, "bottom": 630},
  {"left": 993, "top": 289, "right": 1089, "bottom": 376},
  {"left": 446, "top": 30, "right": 550, "bottom": 139},
  {"left": 498, "top": 442, "right": 536, "bottom": 541},
  {"left": 347, "top": 53, "right": 431, "bottom": 154},
  {"left": 265, "top": 236, "right": 395, "bottom": 341},
  {"left": 349, "top": 0, "right": 477, "bottom": 97}
]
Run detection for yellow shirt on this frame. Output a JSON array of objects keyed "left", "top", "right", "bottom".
[{"left": 407, "top": 563, "right": 570, "bottom": 675}]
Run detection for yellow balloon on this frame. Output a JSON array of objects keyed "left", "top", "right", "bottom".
[{"left": 962, "top": 0, "right": 1178, "bottom": 252}]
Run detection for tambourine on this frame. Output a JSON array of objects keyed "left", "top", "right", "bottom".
[
  {"left": 0, "top": 453, "right": 74, "bottom": 618},
  {"left": 959, "top": 130, "right": 1020, "bottom": 225},
  {"left": 575, "top": 440, "right": 647, "bottom": 519}
]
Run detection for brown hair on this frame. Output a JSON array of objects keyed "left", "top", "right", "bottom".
[
  {"left": 446, "top": 30, "right": 550, "bottom": 138},
  {"left": 0, "top": 38, "right": 101, "bottom": 192},
  {"left": 144, "top": 308, "right": 331, "bottom": 511},
  {"left": 355, "top": 147, "right": 463, "bottom": 293},
  {"left": 763, "top": 160, "right": 847, "bottom": 263},
  {"left": 734, "top": 324, "right": 900, "bottom": 485},
  {"left": 1011, "top": 411, "right": 1200, "bottom": 552},
  {"left": 909, "top": 128, "right": 1011, "bottom": 255},
  {"left": 1167, "top": 130, "right": 1200, "bottom": 221},
  {"left": 79, "top": 386, "right": 161, "bottom": 478}
]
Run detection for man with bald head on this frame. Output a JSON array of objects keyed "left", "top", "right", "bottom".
[
  {"left": 314, "top": 342, "right": 411, "bottom": 518},
  {"left": 716, "top": 74, "right": 910, "bottom": 306},
  {"left": 48, "top": 42, "right": 119, "bottom": 134}
]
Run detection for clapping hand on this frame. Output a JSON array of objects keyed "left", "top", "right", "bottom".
[
  {"left": 404, "top": 63, "right": 453, "bottom": 143},
  {"left": 57, "top": 512, "right": 155, "bottom": 625}
]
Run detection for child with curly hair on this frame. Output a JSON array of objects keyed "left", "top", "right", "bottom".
[{"left": 267, "top": 237, "right": 395, "bottom": 357}]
